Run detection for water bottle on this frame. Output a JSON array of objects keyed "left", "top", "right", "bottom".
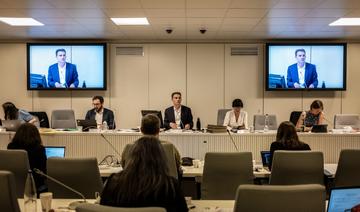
[
  {"left": 264, "top": 114, "right": 269, "bottom": 132},
  {"left": 196, "top": 118, "right": 201, "bottom": 131},
  {"left": 24, "top": 170, "right": 37, "bottom": 212},
  {"left": 103, "top": 121, "right": 108, "bottom": 130}
]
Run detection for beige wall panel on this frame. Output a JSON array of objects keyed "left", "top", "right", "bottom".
[
  {"left": 224, "top": 44, "right": 264, "bottom": 126},
  {"left": 342, "top": 44, "right": 360, "bottom": 114},
  {"left": 187, "top": 44, "right": 224, "bottom": 127},
  {"left": 148, "top": 44, "right": 187, "bottom": 113},
  {"left": 0, "top": 44, "right": 32, "bottom": 119},
  {"left": 110, "top": 44, "right": 148, "bottom": 129}
]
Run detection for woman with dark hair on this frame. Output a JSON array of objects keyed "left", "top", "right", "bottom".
[
  {"left": 7, "top": 123, "right": 47, "bottom": 192},
  {"left": 223, "top": 98, "right": 248, "bottom": 130},
  {"left": 296, "top": 100, "right": 325, "bottom": 131},
  {"left": 101, "top": 136, "right": 188, "bottom": 212},
  {"left": 269, "top": 121, "right": 311, "bottom": 170},
  {"left": 2, "top": 102, "right": 37, "bottom": 124}
]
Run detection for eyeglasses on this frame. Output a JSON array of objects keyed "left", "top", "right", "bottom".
[{"left": 93, "top": 103, "right": 101, "bottom": 106}]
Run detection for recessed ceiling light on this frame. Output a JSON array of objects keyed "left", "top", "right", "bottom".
[
  {"left": 111, "top": 17, "right": 149, "bottom": 25},
  {"left": 329, "top": 18, "right": 360, "bottom": 26},
  {"left": 0, "top": 17, "right": 44, "bottom": 26}
]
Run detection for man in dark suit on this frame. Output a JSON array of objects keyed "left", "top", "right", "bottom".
[
  {"left": 287, "top": 48, "right": 318, "bottom": 88},
  {"left": 48, "top": 48, "right": 79, "bottom": 88},
  {"left": 164, "top": 92, "right": 193, "bottom": 130},
  {"left": 85, "top": 96, "right": 116, "bottom": 129}
]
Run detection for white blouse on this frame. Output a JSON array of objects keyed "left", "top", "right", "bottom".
[{"left": 223, "top": 110, "right": 248, "bottom": 129}]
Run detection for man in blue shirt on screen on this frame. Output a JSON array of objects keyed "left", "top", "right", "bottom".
[
  {"left": 48, "top": 49, "right": 79, "bottom": 88},
  {"left": 287, "top": 49, "right": 318, "bottom": 88}
]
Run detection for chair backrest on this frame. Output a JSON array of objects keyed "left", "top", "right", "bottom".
[
  {"left": 334, "top": 114, "right": 360, "bottom": 129},
  {"left": 76, "top": 203, "right": 166, "bottom": 212},
  {"left": 253, "top": 114, "right": 277, "bottom": 130},
  {"left": 0, "top": 171, "right": 21, "bottom": 212},
  {"left": 51, "top": 110, "right": 76, "bottom": 129},
  {"left": 289, "top": 111, "right": 302, "bottom": 126},
  {"left": 217, "top": 109, "right": 231, "bottom": 125},
  {"left": 234, "top": 184, "right": 326, "bottom": 212},
  {"left": 29, "top": 111, "right": 50, "bottom": 128},
  {"left": 47, "top": 157, "right": 103, "bottom": 198},
  {"left": 270, "top": 151, "right": 324, "bottom": 185},
  {"left": 0, "top": 150, "right": 30, "bottom": 197},
  {"left": 122, "top": 143, "right": 178, "bottom": 179},
  {"left": 334, "top": 149, "right": 360, "bottom": 187},
  {"left": 201, "top": 152, "right": 254, "bottom": 200}
]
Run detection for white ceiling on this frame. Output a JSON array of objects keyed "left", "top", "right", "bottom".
[{"left": 1, "top": 0, "right": 360, "bottom": 41}]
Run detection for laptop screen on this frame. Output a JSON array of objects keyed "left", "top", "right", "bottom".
[
  {"left": 328, "top": 187, "right": 360, "bottom": 212},
  {"left": 45, "top": 146, "right": 65, "bottom": 159},
  {"left": 261, "top": 151, "right": 271, "bottom": 167}
]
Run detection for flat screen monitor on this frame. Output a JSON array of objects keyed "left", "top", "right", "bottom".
[
  {"left": 141, "top": 110, "right": 164, "bottom": 129},
  {"left": 266, "top": 43, "right": 346, "bottom": 91},
  {"left": 27, "top": 43, "right": 107, "bottom": 90},
  {"left": 45, "top": 146, "right": 66, "bottom": 158},
  {"left": 327, "top": 187, "right": 360, "bottom": 212}
]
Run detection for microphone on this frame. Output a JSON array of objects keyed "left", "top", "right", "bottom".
[
  {"left": 33, "top": 168, "right": 86, "bottom": 210},
  {"left": 100, "top": 134, "right": 122, "bottom": 160},
  {"left": 226, "top": 129, "right": 239, "bottom": 152}
]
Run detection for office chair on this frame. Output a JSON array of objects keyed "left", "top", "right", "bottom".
[
  {"left": 29, "top": 111, "right": 50, "bottom": 128},
  {"left": 217, "top": 109, "right": 231, "bottom": 125},
  {"left": 334, "top": 149, "right": 360, "bottom": 187},
  {"left": 289, "top": 111, "right": 302, "bottom": 126},
  {"left": 76, "top": 203, "right": 166, "bottom": 212},
  {"left": 0, "top": 171, "right": 21, "bottom": 212},
  {"left": 334, "top": 114, "right": 360, "bottom": 129},
  {"left": 51, "top": 109, "right": 76, "bottom": 129},
  {"left": 253, "top": 114, "right": 277, "bottom": 130}
]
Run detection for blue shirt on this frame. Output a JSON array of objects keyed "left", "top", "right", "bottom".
[{"left": 18, "top": 109, "right": 33, "bottom": 122}]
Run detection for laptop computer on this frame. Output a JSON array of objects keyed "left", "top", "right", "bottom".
[
  {"left": 45, "top": 146, "right": 65, "bottom": 159},
  {"left": 1, "top": 120, "right": 22, "bottom": 131},
  {"left": 76, "top": 119, "right": 97, "bottom": 131},
  {"left": 311, "top": 124, "right": 328, "bottom": 133},
  {"left": 261, "top": 151, "right": 271, "bottom": 170},
  {"left": 327, "top": 187, "right": 360, "bottom": 212}
]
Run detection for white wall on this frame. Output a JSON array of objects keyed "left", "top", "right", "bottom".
[{"left": 0, "top": 43, "right": 360, "bottom": 129}]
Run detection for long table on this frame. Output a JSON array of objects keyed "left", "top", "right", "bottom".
[{"left": 2, "top": 130, "right": 360, "bottom": 163}]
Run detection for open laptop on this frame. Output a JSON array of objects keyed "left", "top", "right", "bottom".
[
  {"left": 260, "top": 151, "right": 271, "bottom": 171},
  {"left": 327, "top": 187, "right": 360, "bottom": 212},
  {"left": 311, "top": 124, "right": 328, "bottom": 133},
  {"left": 1, "top": 120, "right": 22, "bottom": 131},
  {"left": 76, "top": 119, "right": 97, "bottom": 131},
  {"left": 45, "top": 146, "right": 66, "bottom": 159}
]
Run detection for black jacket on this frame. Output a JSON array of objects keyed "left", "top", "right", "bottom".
[
  {"left": 164, "top": 106, "right": 193, "bottom": 130},
  {"left": 85, "top": 108, "right": 116, "bottom": 129}
]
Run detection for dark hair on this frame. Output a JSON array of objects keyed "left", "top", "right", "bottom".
[
  {"left": 114, "top": 136, "right": 175, "bottom": 201},
  {"left": 310, "top": 100, "right": 323, "bottom": 110},
  {"left": 55, "top": 49, "right": 66, "bottom": 56},
  {"left": 92, "top": 96, "right": 104, "bottom": 104},
  {"left": 141, "top": 114, "right": 160, "bottom": 135},
  {"left": 276, "top": 121, "right": 301, "bottom": 148},
  {"left": 232, "top": 99, "right": 243, "bottom": 108},
  {"left": 10, "top": 123, "right": 42, "bottom": 149},
  {"left": 171, "top": 92, "right": 181, "bottom": 99},
  {"left": 2, "top": 102, "right": 18, "bottom": 120},
  {"left": 295, "top": 49, "right": 306, "bottom": 56}
]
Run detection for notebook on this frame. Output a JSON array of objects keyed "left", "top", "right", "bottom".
[
  {"left": 261, "top": 151, "right": 271, "bottom": 169},
  {"left": 327, "top": 187, "right": 360, "bottom": 212},
  {"left": 45, "top": 146, "right": 65, "bottom": 158},
  {"left": 1, "top": 120, "right": 22, "bottom": 131}
]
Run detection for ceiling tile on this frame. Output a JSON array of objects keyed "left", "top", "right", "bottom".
[
  {"left": 273, "top": 0, "right": 324, "bottom": 9},
  {"left": 24, "top": 9, "right": 69, "bottom": 18},
  {"left": 144, "top": 9, "right": 186, "bottom": 17},
  {"left": 230, "top": 0, "right": 279, "bottom": 9},
  {"left": 186, "top": 18, "right": 223, "bottom": 26},
  {"left": 94, "top": 0, "right": 142, "bottom": 9},
  {"left": 267, "top": 9, "right": 310, "bottom": 17},
  {"left": 223, "top": 18, "right": 261, "bottom": 25},
  {"left": 186, "top": 9, "right": 227, "bottom": 18},
  {"left": 49, "top": 0, "right": 98, "bottom": 9},
  {"left": 62, "top": 9, "right": 107, "bottom": 18},
  {"left": 304, "top": 9, "right": 350, "bottom": 18},
  {"left": 0, "top": 0, "right": 55, "bottom": 9},
  {"left": 140, "top": 0, "right": 185, "bottom": 9},
  {"left": 226, "top": 9, "right": 268, "bottom": 18},
  {"left": 102, "top": 9, "right": 146, "bottom": 17},
  {"left": 317, "top": 0, "right": 360, "bottom": 9},
  {"left": 186, "top": 0, "right": 232, "bottom": 9}
]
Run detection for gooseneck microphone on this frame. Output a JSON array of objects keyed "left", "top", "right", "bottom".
[
  {"left": 227, "top": 129, "right": 239, "bottom": 152},
  {"left": 33, "top": 168, "right": 86, "bottom": 210},
  {"left": 100, "top": 134, "right": 122, "bottom": 159}
]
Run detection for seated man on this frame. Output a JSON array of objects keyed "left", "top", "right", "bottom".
[
  {"left": 164, "top": 91, "right": 193, "bottom": 130},
  {"left": 85, "top": 96, "right": 115, "bottom": 129}
]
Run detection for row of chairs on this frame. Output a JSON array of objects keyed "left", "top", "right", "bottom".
[{"left": 29, "top": 110, "right": 76, "bottom": 129}]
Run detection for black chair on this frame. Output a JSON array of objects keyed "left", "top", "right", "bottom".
[
  {"left": 289, "top": 111, "right": 302, "bottom": 126},
  {"left": 29, "top": 111, "right": 50, "bottom": 128}
]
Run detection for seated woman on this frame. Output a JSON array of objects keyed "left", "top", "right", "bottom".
[
  {"left": 223, "top": 98, "right": 248, "bottom": 130},
  {"left": 2, "top": 102, "right": 37, "bottom": 124},
  {"left": 269, "top": 121, "right": 311, "bottom": 170},
  {"left": 7, "top": 123, "right": 47, "bottom": 193},
  {"left": 296, "top": 100, "right": 325, "bottom": 131},
  {"left": 101, "top": 136, "right": 188, "bottom": 212}
]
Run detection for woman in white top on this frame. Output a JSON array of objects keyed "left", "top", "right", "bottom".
[{"left": 223, "top": 99, "right": 248, "bottom": 130}]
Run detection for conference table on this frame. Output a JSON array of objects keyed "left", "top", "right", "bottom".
[{"left": 1, "top": 129, "right": 360, "bottom": 164}]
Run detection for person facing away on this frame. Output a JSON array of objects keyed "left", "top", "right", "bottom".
[
  {"left": 269, "top": 121, "right": 311, "bottom": 170},
  {"left": 48, "top": 48, "right": 79, "bottom": 88},
  {"left": 296, "top": 99, "right": 325, "bottom": 132},
  {"left": 7, "top": 123, "right": 47, "bottom": 193},
  {"left": 164, "top": 92, "right": 193, "bottom": 130},
  {"left": 287, "top": 48, "right": 318, "bottom": 88},
  {"left": 121, "top": 114, "right": 182, "bottom": 179},
  {"left": 85, "top": 96, "right": 116, "bottom": 129},
  {"left": 101, "top": 136, "right": 188, "bottom": 212},
  {"left": 223, "top": 98, "right": 248, "bottom": 130},
  {"left": 2, "top": 102, "right": 37, "bottom": 124}
]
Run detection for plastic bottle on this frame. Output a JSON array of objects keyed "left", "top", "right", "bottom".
[
  {"left": 24, "top": 170, "right": 37, "bottom": 212},
  {"left": 264, "top": 114, "right": 269, "bottom": 132},
  {"left": 103, "top": 121, "right": 108, "bottom": 130},
  {"left": 196, "top": 118, "right": 201, "bottom": 131}
]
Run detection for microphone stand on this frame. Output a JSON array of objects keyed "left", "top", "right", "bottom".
[
  {"left": 227, "top": 129, "right": 239, "bottom": 152},
  {"left": 100, "top": 134, "right": 122, "bottom": 163},
  {"left": 33, "top": 168, "right": 86, "bottom": 210}
]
